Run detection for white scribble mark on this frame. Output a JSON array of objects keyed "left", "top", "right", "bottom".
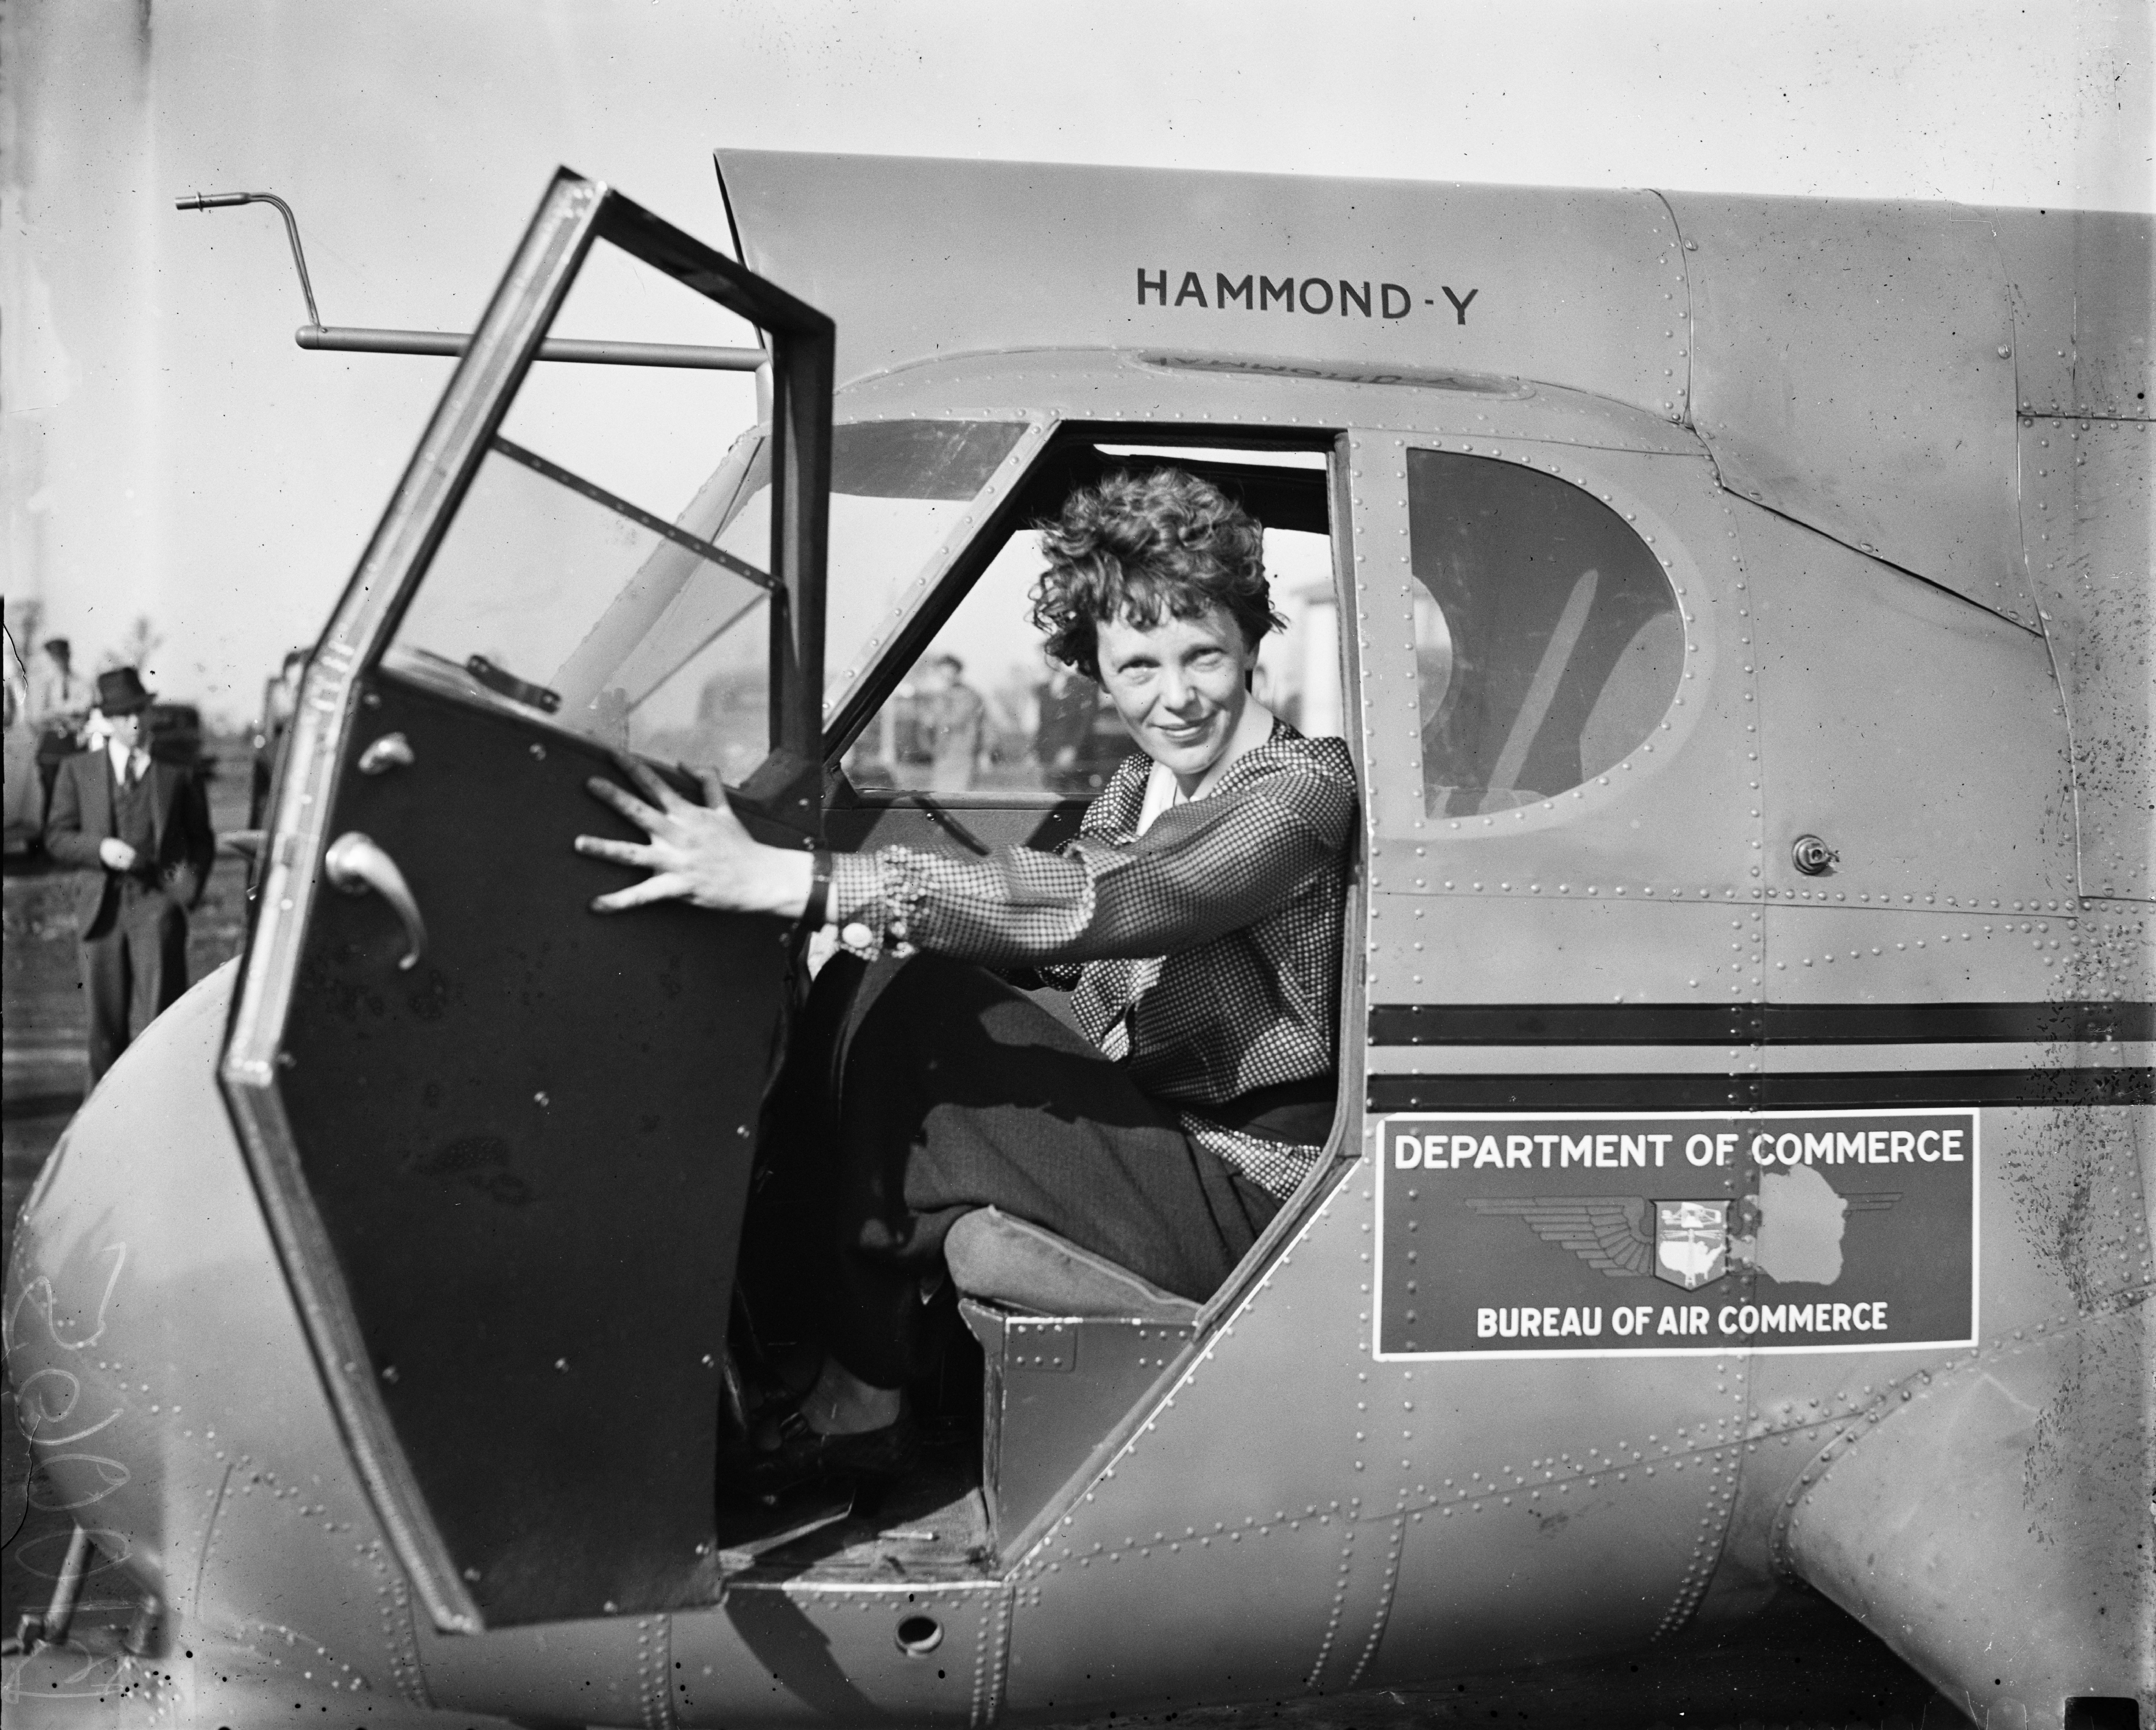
[{"left": 4, "top": 1242, "right": 128, "bottom": 1355}]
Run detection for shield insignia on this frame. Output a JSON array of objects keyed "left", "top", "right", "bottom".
[{"left": 1654, "top": 1199, "right": 1729, "bottom": 1290}]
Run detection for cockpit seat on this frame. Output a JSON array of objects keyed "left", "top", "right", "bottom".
[{"left": 943, "top": 1207, "right": 1202, "bottom": 1324}]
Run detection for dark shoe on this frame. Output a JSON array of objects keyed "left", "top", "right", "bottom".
[{"left": 736, "top": 1403, "right": 920, "bottom": 1499}]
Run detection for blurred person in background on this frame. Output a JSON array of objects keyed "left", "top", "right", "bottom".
[
  {"left": 916, "top": 652, "right": 987, "bottom": 793},
  {"left": 3, "top": 654, "right": 41, "bottom": 845},
  {"left": 27, "top": 635, "right": 87, "bottom": 724},
  {"left": 1032, "top": 651, "right": 1097, "bottom": 794},
  {"left": 43, "top": 667, "right": 216, "bottom": 1083},
  {"left": 28, "top": 636, "right": 90, "bottom": 824}
]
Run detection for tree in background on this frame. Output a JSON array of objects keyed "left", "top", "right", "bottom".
[
  {"left": 105, "top": 614, "right": 162, "bottom": 675},
  {"left": 6, "top": 597, "right": 45, "bottom": 686}
]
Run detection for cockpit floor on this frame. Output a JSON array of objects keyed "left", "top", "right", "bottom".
[{"left": 719, "top": 1450, "right": 994, "bottom": 1584}]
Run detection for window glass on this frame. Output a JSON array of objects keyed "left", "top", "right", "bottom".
[
  {"left": 846, "top": 518, "right": 1341, "bottom": 797},
  {"left": 383, "top": 437, "right": 776, "bottom": 779},
  {"left": 381, "top": 418, "right": 1029, "bottom": 782},
  {"left": 717, "top": 420, "right": 1033, "bottom": 713},
  {"left": 1407, "top": 449, "right": 1681, "bottom": 816}
]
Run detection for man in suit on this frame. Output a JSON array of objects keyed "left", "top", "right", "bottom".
[{"left": 44, "top": 668, "right": 216, "bottom": 1083}]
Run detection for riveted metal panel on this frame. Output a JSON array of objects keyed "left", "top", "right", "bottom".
[
  {"left": 1002, "top": 1173, "right": 1389, "bottom": 1715},
  {"left": 1974, "top": 1099, "right": 2156, "bottom": 1328},
  {"left": 1369, "top": 898, "right": 1776, "bottom": 1026},
  {"left": 668, "top": 1583, "right": 1003, "bottom": 1727},
  {"left": 1364, "top": 1349, "right": 1752, "bottom": 1678},
  {"left": 962, "top": 1306, "right": 1199, "bottom": 1546},
  {"left": 2071, "top": 902, "right": 2156, "bottom": 1022},
  {"left": 1344, "top": 427, "right": 1426, "bottom": 842},
  {"left": 1990, "top": 207, "right": 2156, "bottom": 420},
  {"left": 2021, "top": 417, "right": 2155, "bottom": 901},
  {"left": 833, "top": 348, "right": 1704, "bottom": 458},
  {"left": 1359, "top": 436, "right": 1767, "bottom": 1015},
  {"left": 1004, "top": 1160, "right": 1757, "bottom": 1699},
  {"left": 0, "top": 971, "right": 435, "bottom": 1713},
  {"left": 1004, "top": 1320, "right": 1076, "bottom": 1376},
  {"left": 1764, "top": 906, "right": 2097, "bottom": 1009},
  {"left": 1707, "top": 1083, "right": 2153, "bottom": 1633},
  {"left": 1696, "top": 1338, "right": 1948, "bottom": 1633},
  {"left": 1757, "top": 889, "right": 2150, "bottom": 1134},
  {"left": 720, "top": 153, "right": 1692, "bottom": 413},
  {"left": 413, "top": 1609, "right": 672, "bottom": 1726},
  {"left": 1781, "top": 1305, "right": 2153, "bottom": 1713},
  {"left": 1665, "top": 193, "right": 2026, "bottom": 621},
  {"left": 1741, "top": 499, "right": 2076, "bottom": 914}
]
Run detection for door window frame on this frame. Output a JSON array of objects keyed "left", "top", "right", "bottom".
[{"left": 219, "top": 169, "right": 834, "bottom": 1636}]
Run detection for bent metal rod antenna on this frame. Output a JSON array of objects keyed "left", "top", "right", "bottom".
[{"left": 175, "top": 190, "right": 770, "bottom": 372}]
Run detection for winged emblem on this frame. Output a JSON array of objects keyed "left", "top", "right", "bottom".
[
  {"left": 1464, "top": 1197, "right": 1655, "bottom": 1277},
  {"left": 1463, "top": 1192, "right": 1904, "bottom": 1283}
]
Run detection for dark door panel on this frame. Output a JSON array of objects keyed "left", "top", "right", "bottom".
[{"left": 282, "top": 673, "right": 793, "bottom": 1621}]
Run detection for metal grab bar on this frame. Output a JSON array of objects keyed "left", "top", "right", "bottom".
[
  {"left": 178, "top": 190, "right": 768, "bottom": 370},
  {"left": 295, "top": 324, "right": 767, "bottom": 370},
  {"left": 177, "top": 190, "right": 320, "bottom": 321},
  {"left": 325, "top": 833, "right": 428, "bottom": 972}
]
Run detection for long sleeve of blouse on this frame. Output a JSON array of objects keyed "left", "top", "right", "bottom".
[{"left": 825, "top": 737, "right": 1356, "bottom": 971}]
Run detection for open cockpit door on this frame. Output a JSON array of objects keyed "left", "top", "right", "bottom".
[{"left": 219, "top": 170, "right": 833, "bottom": 1632}]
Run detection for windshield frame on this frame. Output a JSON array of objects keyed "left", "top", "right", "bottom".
[
  {"left": 810, "top": 412, "right": 1056, "bottom": 742},
  {"left": 815, "top": 413, "right": 1057, "bottom": 757}
]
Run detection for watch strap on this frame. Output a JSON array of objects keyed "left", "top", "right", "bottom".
[{"left": 800, "top": 847, "right": 833, "bottom": 930}]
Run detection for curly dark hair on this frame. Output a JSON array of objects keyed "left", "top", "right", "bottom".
[{"left": 1029, "top": 469, "right": 1283, "bottom": 678}]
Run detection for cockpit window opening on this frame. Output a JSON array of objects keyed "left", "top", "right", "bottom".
[
  {"left": 1406, "top": 449, "right": 1682, "bottom": 815},
  {"left": 822, "top": 424, "right": 1345, "bottom": 800}
]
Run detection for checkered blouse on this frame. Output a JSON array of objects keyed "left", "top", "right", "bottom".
[{"left": 828, "top": 723, "right": 1358, "bottom": 1198}]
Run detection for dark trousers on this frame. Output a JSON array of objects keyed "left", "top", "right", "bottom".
[
  {"left": 83, "top": 887, "right": 190, "bottom": 1082},
  {"left": 756, "top": 953, "right": 1279, "bottom": 1389}
]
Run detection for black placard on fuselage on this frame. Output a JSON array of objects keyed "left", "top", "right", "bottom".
[{"left": 1375, "top": 1110, "right": 1977, "bottom": 1359}]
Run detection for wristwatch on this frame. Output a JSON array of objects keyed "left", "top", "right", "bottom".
[{"left": 800, "top": 847, "right": 833, "bottom": 931}]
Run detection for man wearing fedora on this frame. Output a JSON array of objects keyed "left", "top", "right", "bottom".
[{"left": 44, "top": 668, "right": 215, "bottom": 1083}]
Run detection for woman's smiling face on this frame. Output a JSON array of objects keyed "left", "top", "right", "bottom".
[{"left": 1094, "top": 602, "right": 1261, "bottom": 784}]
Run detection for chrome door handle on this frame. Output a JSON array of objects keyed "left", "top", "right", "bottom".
[
  {"left": 324, "top": 831, "right": 428, "bottom": 971},
  {"left": 357, "top": 731, "right": 415, "bottom": 775}
]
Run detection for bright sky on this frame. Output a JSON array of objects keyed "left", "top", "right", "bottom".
[{"left": 3, "top": 0, "right": 2149, "bottom": 724}]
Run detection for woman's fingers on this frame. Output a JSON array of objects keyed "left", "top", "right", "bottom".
[
  {"left": 573, "top": 833, "right": 653, "bottom": 868},
  {"left": 584, "top": 774, "right": 667, "bottom": 834},
  {"left": 612, "top": 752, "right": 686, "bottom": 812},
  {"left": 580, "top": 757, "right": 758, "bottom": 916},
  {"left": 589, "top": 872, "right": 690, "bottom": 913}
]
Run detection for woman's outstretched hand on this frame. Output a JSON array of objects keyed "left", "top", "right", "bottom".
[{"left": 575, "top": 756, "right": 811, "bottom": 918}]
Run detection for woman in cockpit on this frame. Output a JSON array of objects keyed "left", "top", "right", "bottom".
[{"left": 576, "top": 468, "right": 1356, "bottom": 1488}]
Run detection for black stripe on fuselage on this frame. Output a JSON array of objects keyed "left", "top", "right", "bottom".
[
  {"left": 1365, "top": 1068, "right": 2156, "bottom": 1112},
  {"left": 1367, "top": 1001, "right": 2155, "bottom": 1046}
]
